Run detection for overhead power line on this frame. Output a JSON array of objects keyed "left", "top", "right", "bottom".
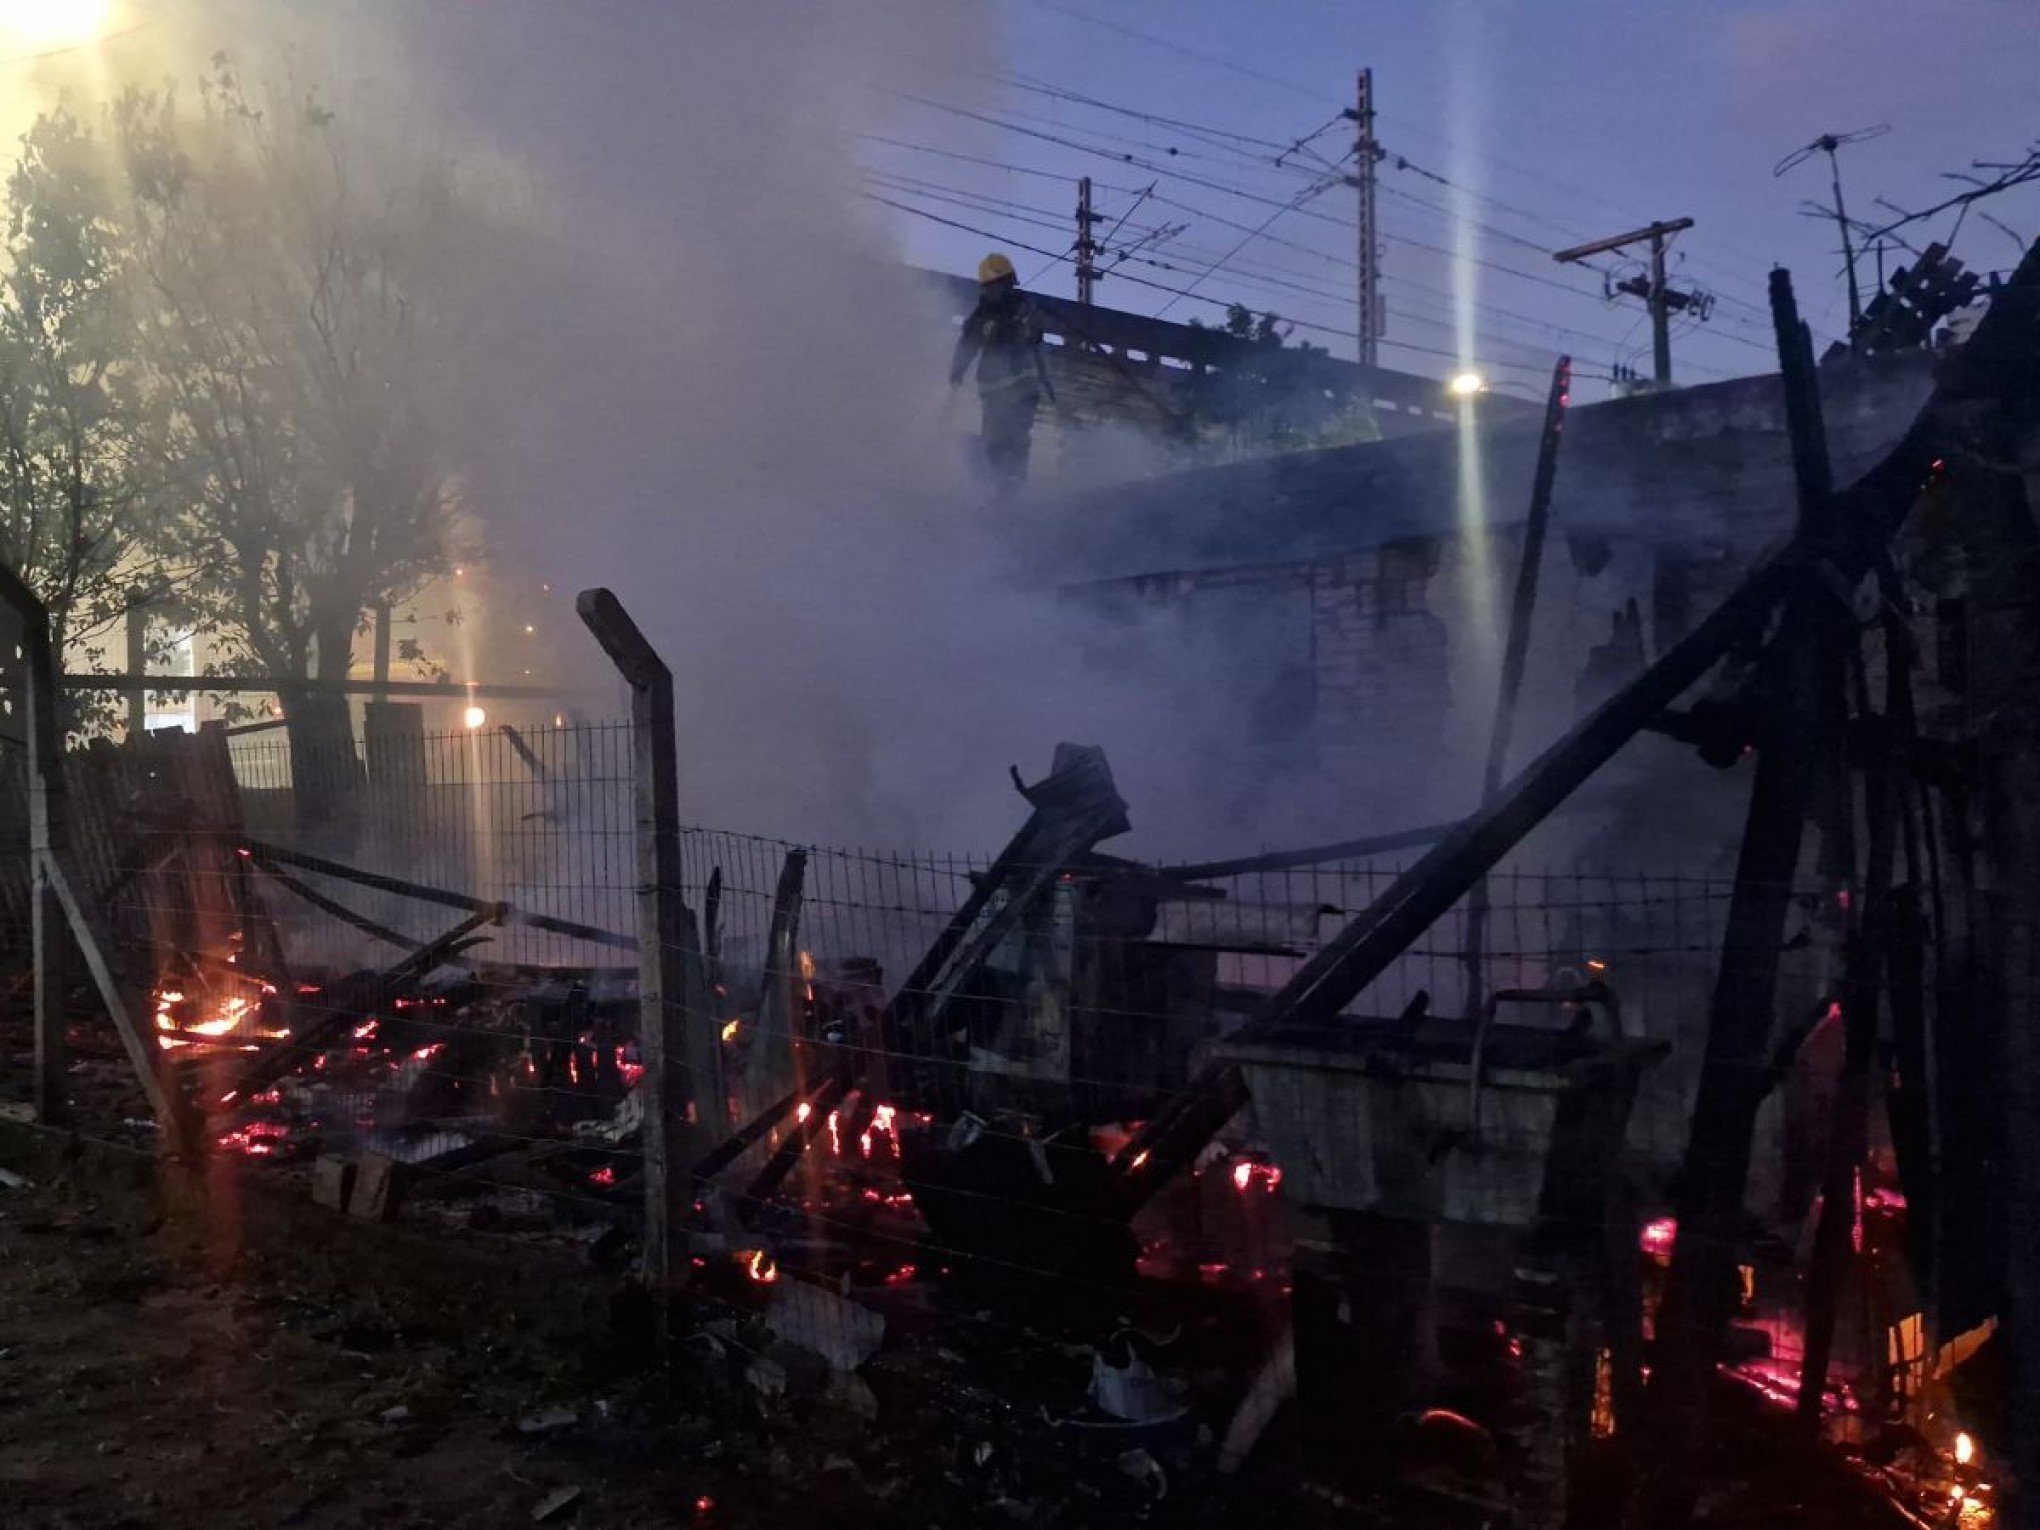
[
  {"left": 866, "top": 190, "right": 1596, "bottom": 378},
  {"left": 869, "top": 150, "right": 1741, "bottom": 376}
]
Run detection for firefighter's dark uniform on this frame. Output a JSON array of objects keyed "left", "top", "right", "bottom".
[{"left": 950, "top": 286, "right": 1051, "bottom": 489}]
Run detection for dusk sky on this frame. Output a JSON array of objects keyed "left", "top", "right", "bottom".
[
  {"left": 872, "top": 0, "right": 2038, "bottom": 396},
  {"left": 5, "top": 0, "right": 2032, "bottom": 404}
]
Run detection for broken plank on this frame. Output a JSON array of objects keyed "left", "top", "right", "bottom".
[{"left": 238, "top": 836, "right": 636, "bottom": 951}]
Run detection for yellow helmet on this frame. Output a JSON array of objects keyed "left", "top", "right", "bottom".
[{"left": 977, "top": 252, "right": 1017, "bottom": 285}]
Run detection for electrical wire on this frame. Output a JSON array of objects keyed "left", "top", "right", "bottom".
[
  {"left": 873, "top": 187, "right": 1615, "bottom": 380},
  {"left": 871, "top": 170, "right": 1733, "bottom": 378},
  {"left": 1153, "top": 162, "right": 1343, "bottom": 319}
]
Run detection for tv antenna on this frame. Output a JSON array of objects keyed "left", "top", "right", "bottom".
[{"left": 1776, "top": 124, "right": 1891, "bottom": 343}]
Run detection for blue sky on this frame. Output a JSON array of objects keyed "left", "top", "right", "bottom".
[{"left": 870, "top": 0, "right": 2038, "bottom": 397}]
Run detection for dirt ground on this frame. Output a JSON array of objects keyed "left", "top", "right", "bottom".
[
  {"left": 0, "top": 1133, "right": 1353, "bottom": 1530},
  {"left": 0, "top": 1171, "right": 766, "bottom": 1528}
]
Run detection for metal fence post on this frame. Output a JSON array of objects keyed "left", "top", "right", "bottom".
[
  {"left": 575, "top": 588, "right": 713, "bottom": 1306},
  {"left": 0, "top": 563, "right": 193, "bottom": 1145}
]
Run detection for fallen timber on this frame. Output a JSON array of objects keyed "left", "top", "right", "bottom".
[{"left": 1108, "top": 241, "right": 2040, "bottom": 1214}]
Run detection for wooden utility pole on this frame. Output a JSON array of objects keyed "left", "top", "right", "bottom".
[
  {"left": 1347, "top": 68, "right": 1383, "bottom": 368},
  {"left": 1074, "top": 176, "right": 1101, "bottom": 306},
  {"left": 576, "top": 587, "right": 713, "bottom": 1314},
  {"left": 1554, "top": 218, "right": 1696, "bottom": 387}
]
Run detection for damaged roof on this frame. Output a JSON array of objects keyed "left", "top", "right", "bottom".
[{"left": 1027, "top": 350, "right": 1938, "bottom": 583}]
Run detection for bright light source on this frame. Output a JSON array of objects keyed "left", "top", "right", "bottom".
[
  {"left": 0, "top": 0, "right": 112, "bottom": 50},
  {"left": 1449, "top": 371, "right": 1487, "bottom": 398},
  {"left": 1956, "top": 1432, "right": 1976, "bottom": 1466},
  {"left": 462, "top": 705, "right": 487, "bottom": 730}
]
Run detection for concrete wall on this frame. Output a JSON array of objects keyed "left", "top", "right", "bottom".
[{"left": 1024, "top": 349, "right": 1936, "bottom": 587}]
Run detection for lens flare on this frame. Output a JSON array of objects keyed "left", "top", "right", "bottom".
[{"left": 1, "top": 0, "right": 111, "bottom": 51}]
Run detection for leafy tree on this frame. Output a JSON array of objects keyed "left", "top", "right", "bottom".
[
  {"left": 2, "top": 62, "right": 477, "bottom": 777},
  {"left": 1188, "top": 303, "right": 1381, "bottom": 456},
  {"left": 0, "top": 106, "right": 190, "bottom": 721}
]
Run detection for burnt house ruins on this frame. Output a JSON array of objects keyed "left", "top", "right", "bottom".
[{"left": 3, "top": 241, "right": 2037, "bottom": 1530}]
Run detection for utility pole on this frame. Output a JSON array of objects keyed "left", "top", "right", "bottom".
[
  {"left": 1554, "top": 217, "right": 1697, "bottom": 388},
  {"left": 1074, "top": 175, "right": 1101, "bottom": 306},
  {"left": 1345, "top": 68, "right": 1384, "bottom": 368}
]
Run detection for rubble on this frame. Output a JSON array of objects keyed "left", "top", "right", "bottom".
[
  {"left": 1089, "top": 1341, "right": 1188, "bottom": 1425},
  {"left": 529, "top": 1484, "right": 583, "bottom": 1523},
  {"left": 765, "top": 1277, "right": 887, "bottom": 1372}
]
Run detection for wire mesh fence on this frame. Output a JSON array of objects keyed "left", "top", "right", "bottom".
[
  {"left": 229, "top": 720, "right": 638, "bottom": 971},
  {"left": 0, "top": 707, "right": 1950, "bottom": 1505}
]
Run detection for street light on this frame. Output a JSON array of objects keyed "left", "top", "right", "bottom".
[
  {"left": 0, "top": 0, "right": 112, "bottom": 50},
  {"left": 1448, "top": 370, "right": 1487, "bottom": 399},
  {"left": 462, "top": 704, "right": 487, "bottom": 731}
]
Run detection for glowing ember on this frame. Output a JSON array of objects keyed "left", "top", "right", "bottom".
[
  {"left": 154, "top": 989, "right": 260, "bottom": 1049},
  {"left": 615, "top": 1045, "right": 645, "bottom": 1087},
  {"left": 1957, "top": 1432, "right": 1977, "bottom": 1466},
  {"left": 1231, "top": 1159, "right": 1283, "bottom": 1193},
  {"left": 744, "top": 1250, "right": 779, "bottom": 1284},
  {"left": 352, "top": 1018, "right": 380, "bottom": 1041},
  {"left": 797, "top": 951, "right": 815, "bottom": 981},
  {"left": 720, "top": 1018, "right": 740, "bottom": 1043},
  {"left": 413, "top": 1042, "right": 446, "bottom": 1063},
  {"left": 216, "top": 1121, "right": 293, "bottom": 1158},
  {"left": 795, "top": 1101, "right": 813, "bottom": 1124},
  {"left": 588, "top": 1164, "right": 618, "bottom": 1188},
  {"left": 1640, "top": 1216, "right": 1678, "bottom": 1260},
  {"left": 858, "top": 1103, "right": 900, "bottom": 1158}
]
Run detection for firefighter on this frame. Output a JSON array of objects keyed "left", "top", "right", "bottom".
[{"left": 949, "top": 252, "right": 1057, "bottom": 491}]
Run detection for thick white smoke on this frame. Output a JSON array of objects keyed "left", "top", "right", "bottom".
[{"left": 45, "top": 1, "right": 1386, "bottom": 859}]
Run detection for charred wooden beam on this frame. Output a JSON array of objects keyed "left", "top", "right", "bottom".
[
  {"left": 1113, "top": 555, "right": 1793, "bottom": 1205},
  {"left": 237, "top": 836, "right": 636, "bottom": 951},
  {"left": 213, "top": 903, "right": 506, "bottom": 1114},
  {"left": 877, "top": 744, "right": 1128, "bottom": 1118},
  {"left": 498, "top": 723, "right": 550, "bottom": 780},
  {"left": 1466, "top": 355, "right": 1574, "bottom": 1013},
  {"left": 740, "top": 1069, "right": 849, "bottom": 1210},
  {"left": 1163, "top": 821, "right": 1457, "bottom": 880},
  {"left": 1111, "top": 238, "right": 2040, "bottom": 1214},
  {"left": 747, "top": 850, "right": 807, "bottom": 1110},
  {"left": 253, "top": 859, "right": 427, "bottom": 952},
  {"left": 1630, "top": 271, "right": 1865, "bottom": 1527},
  {"left": 692, "top": 1082, "right": 808, "bottom": 1183}
]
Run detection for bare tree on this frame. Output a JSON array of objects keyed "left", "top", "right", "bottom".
[{"left": 109, "top": 60, "right": 474, "bottom": 810}]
